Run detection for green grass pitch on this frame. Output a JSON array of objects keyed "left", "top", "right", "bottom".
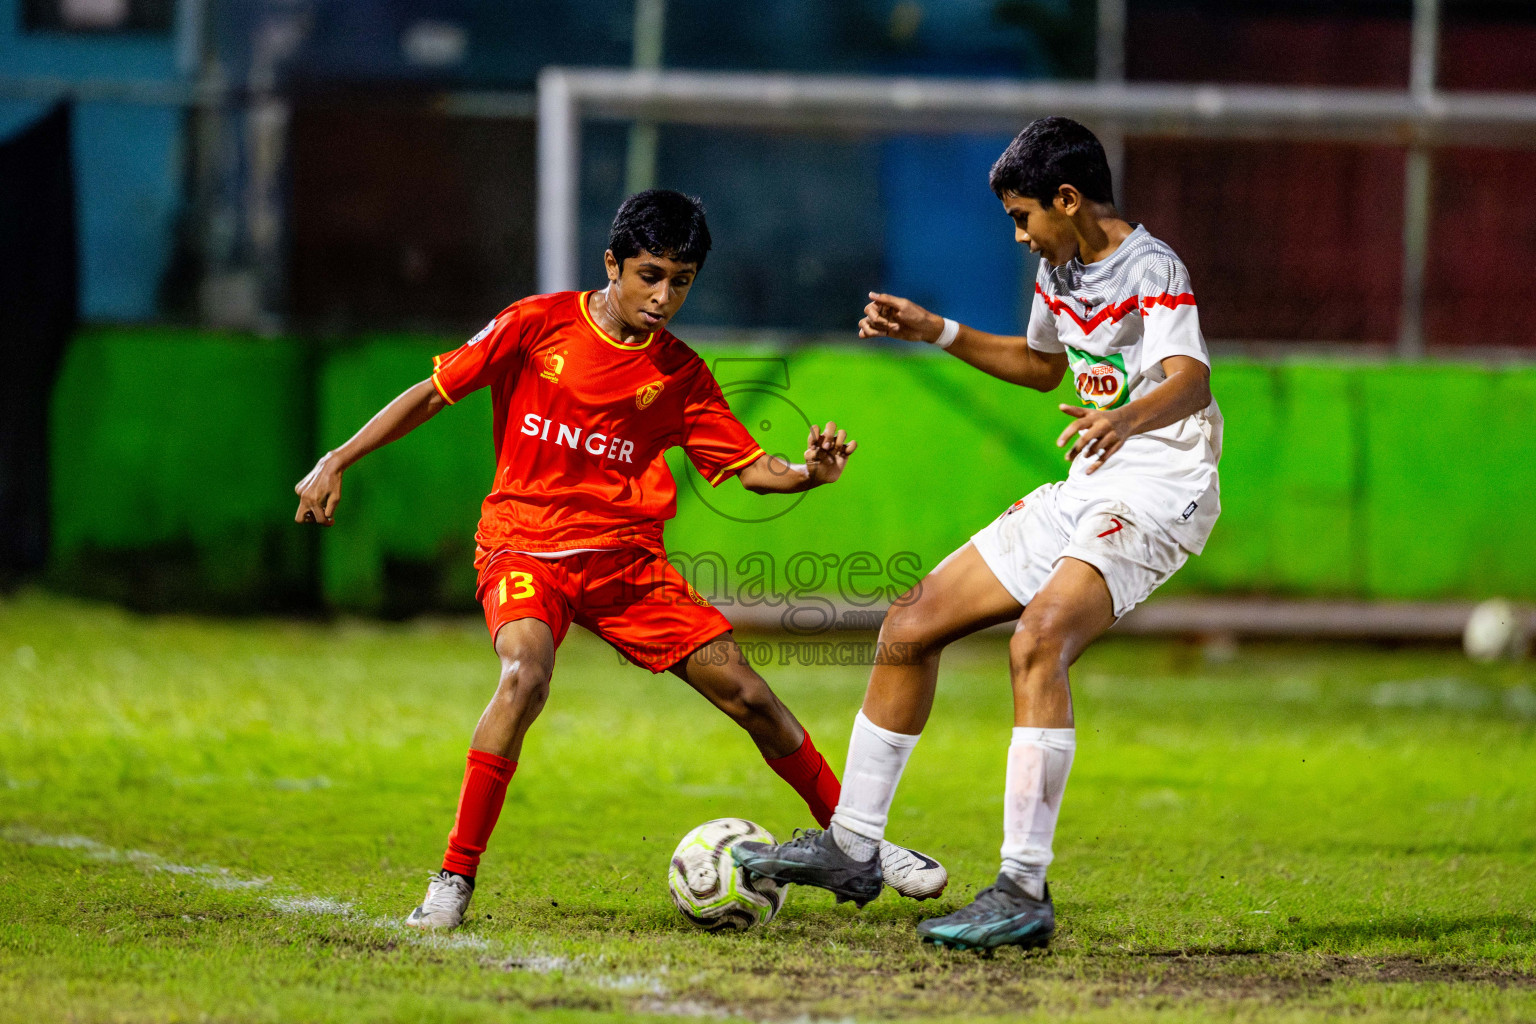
[{"left": 1, "top": 591, "right": 1533, "bottom": 1022}]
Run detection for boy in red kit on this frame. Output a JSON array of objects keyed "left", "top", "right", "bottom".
[{"left": 294, "top": 190, "right": 946, "bottom": 929}]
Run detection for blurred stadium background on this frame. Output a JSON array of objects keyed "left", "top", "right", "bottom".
[{"left": 2, "top": 0, "right": 1535, "bottom": 642}]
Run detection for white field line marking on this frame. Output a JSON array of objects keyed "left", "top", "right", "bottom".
[
  {"left": 267, "top": 895, "right": 353, "bottom": 915},
  {"left": 1, "top": 825, "right": 271, "bottom": 890},
  {"left": 485, "top": 954, "right": 580, "bottom": 973},
  {"left": 482, "top": 953, "right": 669, "bottom": 994},
  {"left": 2, "top": 825, "right": 668, "bottom": 992},
  {"left": 634, "top": 997, "right": 730, "bottom": 1018}
]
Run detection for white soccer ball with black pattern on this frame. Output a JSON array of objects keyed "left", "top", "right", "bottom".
[{"left": 667, "top": 818, "right": 786, "bottom": 931}]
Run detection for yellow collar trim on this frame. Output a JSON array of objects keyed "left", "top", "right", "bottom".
[{"left": 579, "top": 291, "right": 656, "bottom": 351}]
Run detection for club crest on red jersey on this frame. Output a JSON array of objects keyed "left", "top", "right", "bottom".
[
  {"left": 540, "top": 351, "right": 564, "bottom": 384},
  {"left": 635, "top": 380, "right": 664, "bottom": 409}
]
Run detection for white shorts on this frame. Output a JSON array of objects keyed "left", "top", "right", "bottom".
[{"left": 970, "top": 482, "right": 1189, "bottom": 619}]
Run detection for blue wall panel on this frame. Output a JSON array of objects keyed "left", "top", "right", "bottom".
[
  {"left": 881, "top": 134, "right": 1033, "bottom": 335},
  {"left": 71, "top": 102, "right": 184, "bottom": 320},
  {"left": 0, "top": 0, "right": 185, "bottom": 321}
]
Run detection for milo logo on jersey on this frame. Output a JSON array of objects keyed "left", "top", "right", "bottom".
[{"left": 1066, "top": 346, "right": 1129, "bottom": 410}]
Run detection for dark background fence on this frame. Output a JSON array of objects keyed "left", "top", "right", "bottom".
[{"left": 5, "top": 0, "right": 1536, "bottom": 607}]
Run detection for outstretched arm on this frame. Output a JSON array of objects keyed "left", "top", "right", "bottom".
[
  {"left": 294, "top": 378, "right": 447, "bottom": 525},
  {"left": 737, "top": 421, "right": 857, "bottom": 494},
  {"left": 859, "top": 292, "right": 1068, "bottom": 392}
]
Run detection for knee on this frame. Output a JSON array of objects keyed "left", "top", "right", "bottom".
[
  {"left": 495, "top": 656, "right": 552, "bottom": 713},
  {"left": 878, "top": 592, "right": 943, "bottom": 660},
  {"left": 1009, "top": 622, "right": 1066, "bottom": 684}
]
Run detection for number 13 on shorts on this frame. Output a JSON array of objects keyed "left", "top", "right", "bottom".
[{"left": 497, "top": 571, "right": 536, "bottom": 605}]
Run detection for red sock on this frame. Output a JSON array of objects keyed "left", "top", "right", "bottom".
[
  {"left": 442, "top": 749, "right": 517, "bottom": 877},
  {"left": 766, "top": 729, "right": 842, "bottom": 828}
]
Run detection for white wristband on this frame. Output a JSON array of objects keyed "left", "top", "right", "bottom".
[{"left": 934, "top": 317, "right": 960, "bottom": 349}]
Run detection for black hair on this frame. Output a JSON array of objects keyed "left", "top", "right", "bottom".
[
  {"left": 608, "top": 189, "right": 712, "bottom": 270},
  {"left": 988, "top": 116, "right": 1114, "bottom": 207}
]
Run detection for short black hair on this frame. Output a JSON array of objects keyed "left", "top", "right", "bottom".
[
  {"left": 608, "top": 189, "right": 712, "bottom": 270},
  {"left": 988, "top": 116, "right": 1114, "bottom": 206}
]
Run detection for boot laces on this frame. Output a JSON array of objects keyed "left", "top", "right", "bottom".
[
  {"left": 944, "top": 883, "right": 1021, "bottom": 922},
  {"left": 421, "top": 872, "right": 471, "bottom": 912},
  {"left": 779, "top": 827, "right": 825, "bottom": 851}
]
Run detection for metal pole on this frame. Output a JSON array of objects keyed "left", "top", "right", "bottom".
[
  {"left": 538, "top": 67, "right": 581, "bottom": 294},
  {"left": 624, "top": 0, "right": 666, "bottom": 196},
  {"left": 1095, "top": 0, "right": 1126, "bottom": 84},
  {"left": 1398, "top": 0, "right": 1440, "bottom": 358},
  {"left": 175, "top": 0, "right": 205, "bottom": 78},
  {"left": 536, "top": 69, "right": 1536, "bottom": 147},
  {"left": 1409, "top": 0, "right": 1440, "bottom": 99},
  {"left": 1096, "top": 0, "right": 1127, "bottom": 208}
]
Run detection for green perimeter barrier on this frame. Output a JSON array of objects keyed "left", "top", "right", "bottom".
[
  {"left": 666, "top": 350, "right": 1535, "bottom": 606},
  {"left": 49, "top": 327, "right": 312, "bottom": 609},
  {"left": 49, "top": 329, "right": 1536, "bottom": 611},
  {"left": 313, "top": 340, "right": 1536, "bottom": 608},
  {"left": 315, "top": 337, "right": 492, "bottom": 614}
]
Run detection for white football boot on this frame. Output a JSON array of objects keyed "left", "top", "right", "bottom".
[
  {"left": 404, "top": 870, "right": 474, "bottom": 929},
  {"left": 880, "top": 841, "right": 949, "bottom": 900}
]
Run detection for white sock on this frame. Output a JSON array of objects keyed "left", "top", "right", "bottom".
[
  {"left": 999, "top": 726, "right": 1076, "bottom": 900},
  {"left": 829, "top": 711, "right": 921, "bottom": 860}
]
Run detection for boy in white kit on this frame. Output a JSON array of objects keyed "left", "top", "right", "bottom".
[{"left": 735, "top": 116, "right": 1223, "bottom": 950}]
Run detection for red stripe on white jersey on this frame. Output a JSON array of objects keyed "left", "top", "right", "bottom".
[{"left": 1035, "top": 285, "right": 1196, "bottom": 335}]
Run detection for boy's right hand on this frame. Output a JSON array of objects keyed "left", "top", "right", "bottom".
[
  {"left": 294, "top": 453, "right": 344, "bottom": 526},
  {"left": 859, "top": 292, "right": 945, "bottom": 344}
]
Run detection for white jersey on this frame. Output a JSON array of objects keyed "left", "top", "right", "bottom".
[{"left": 1026, "top": 224, "right": 1222, "bottom": 553}]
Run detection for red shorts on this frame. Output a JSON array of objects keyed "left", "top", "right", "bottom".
[{"left": 477, "top": 548, "right": 735, "bottom": 672}]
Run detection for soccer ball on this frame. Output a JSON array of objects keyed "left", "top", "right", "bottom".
[
  {"left": 1464, "top": 598, "right": 1529, "bottom": 662},
  {"left": 667, "top": 818, "right": 786, "bottom": 931}
]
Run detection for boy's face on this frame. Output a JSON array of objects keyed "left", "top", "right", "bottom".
[
  {"left": 603, "top": 249, "right": 698, "bottom": 334},
  {"left": 1001, "top": 191, "right": 1077, "bottom": 266}
]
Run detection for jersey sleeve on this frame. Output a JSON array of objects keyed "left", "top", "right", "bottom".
[
  {"left": 1138, "top": 255, "right": 1209, "bottom": 368},
  {"left": 680, "top": 371, "right": 766, "bottom": 487},
  {"left": 1026, "top": 262, "right": 1064, "bottom": 353},
  {"left": 430, "top": 304, "right": 525, "bottom": 404}
]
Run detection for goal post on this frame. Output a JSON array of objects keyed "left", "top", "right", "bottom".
[{"left": 533, "top": 66, "right": 1536, "bottom": 354}]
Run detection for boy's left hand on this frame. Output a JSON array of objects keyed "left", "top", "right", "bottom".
[
  {"left": 1057, "top": 405, "right": 1131, "bottom": 474},
  {"left": 805, "top": 420, "right": 857, "bottom": 485}
]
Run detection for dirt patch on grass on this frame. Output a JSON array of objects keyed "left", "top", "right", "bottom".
[
  {"left": 1115, "top": 951, "right": 1536, "bottom": 998},
  {"left": 661, "top": 951, "right": 1536, "bottom": 1019}
]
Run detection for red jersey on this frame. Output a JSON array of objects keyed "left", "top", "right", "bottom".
[{"left": 431, "top": 291, "right": 765, "bottom": 564}]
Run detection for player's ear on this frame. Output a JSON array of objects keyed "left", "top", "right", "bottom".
[
  {"left": 1055, "top": 185, "right": 1079, "bottom": 216},
  {"left": 604, "top": 249, "right": 620, "bottom": 283}
]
